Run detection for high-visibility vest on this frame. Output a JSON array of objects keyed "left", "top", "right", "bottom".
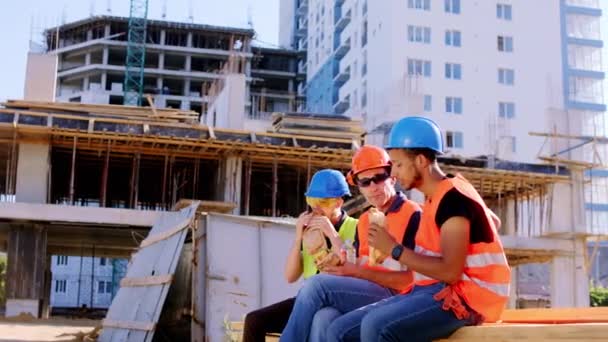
[
  {"left": 414, "top": 174, "right": 511, "bottom": 322},
  {"left": 302, "top": 216, "right": 358, "bottom": 279},
  {"left": 358, "top": 199, "right": 421, "bottom": 293}
]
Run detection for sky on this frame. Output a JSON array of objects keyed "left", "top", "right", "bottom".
[{"left": 0, "top": 0, "right": 280, "bottom": 102}]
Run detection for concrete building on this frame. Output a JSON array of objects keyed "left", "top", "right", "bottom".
[
  {"left": 50, "top": 255, "right": 127, "bottom": 309},
  {"left": 44, "top": 16, "right": 303, "bottom": 122}
]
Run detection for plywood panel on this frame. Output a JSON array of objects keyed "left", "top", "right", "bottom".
[{"left": 99, "top": 202, "right": 198, "bottom": 342}]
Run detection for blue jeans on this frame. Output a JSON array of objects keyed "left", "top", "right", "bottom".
[
  {"left": 279, "top": 274, "right": 397, "bottom": 342},
  {"left": 327, "top": 283, "right": 476, "bottom": 342},
  {"left": 309, "top": 307, "right": 341, "bottom": 342}
]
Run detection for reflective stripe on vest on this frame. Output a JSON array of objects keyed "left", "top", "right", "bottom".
[
  {"left": 413, "top": 246, "right": 510, "bottom": 297},
  {"left": 302, "top": 216, "right": 358, "bottom": 279}
]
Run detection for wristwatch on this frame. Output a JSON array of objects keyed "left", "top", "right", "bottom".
[{"left": 391, "top": 244, "right": 405, "bottom": 261}]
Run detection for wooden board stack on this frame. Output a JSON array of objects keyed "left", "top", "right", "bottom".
[
  {"left": 2, "top": 100, "right": 200, "bottom": 124},
  {"left": 271, "top": 112, "right": 365, "bottom": 141}
]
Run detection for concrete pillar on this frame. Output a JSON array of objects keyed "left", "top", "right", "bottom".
[
  {"left": 87, "top": 29, "right": 93, "bottom": 41},
  {"left": 15, "top": 143, "right": 49, "bottom": 204},
  {"left": 185, "top": 55, "right": 192, "bottom": 71},
  {"left": 85, "top": 53, "right": 91, "bottom": 65},
  {"left": 157, "top": 77, "right": 164, "bottom": 94},
  {"left": 160, "top": 30, "right": 166, "bottom": 45},
  {"left": 184, "top": 79, "right": 191, "bottom": 97},
  {"left": 101, "top": 72, "right": 107, "bottom": 91},
  {"left": 246, "top": 60, "right": 252, "bottom": 76},
  {"left": 104, "top": 24, "right": 110, "bottom": 37},
  {"left": 550, "top": 237, "right": 590, "bottom": 307},
  {"left": 83, "top": 77, "right": 90, "bottom": 91},
  {"left": 5, "top": 224, "right": 48, "bottom": 318},
  {"left": 102, "top": 47, "right": 109, "bottom": 65},
  {"left": 187, "top": 32, "right": 193, "bottom": 47},
  {"left": 159, "top": 53, "right": 165, "bottom": 69},
  {"left": 288, "top": 79, "right": 294, "bottom": 92},
  {"left": 218, "top": 156, "right": 243, "bottom": 215}
]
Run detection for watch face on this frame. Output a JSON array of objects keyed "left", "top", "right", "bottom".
[{"left": 392, "top": 245, "right": 404, "bottom": 260}]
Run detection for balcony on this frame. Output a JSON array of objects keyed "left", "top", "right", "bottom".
[
  {"left": 298, "top": 37, "right": 308, "bottom": 51},
  {"left": 296, "top": 17, "right": 308, "bottom": 37},
  {"left": 296, "top": 0, "right": 308, "bottom": 16},
  {"left": 297, "top": 82, "right": 306, "bottom": 96},
  {"left": 335, "top": 8, "right": 352, "bottom": 33},
  {"left": 334, "top": 94, "right": 350, "bottom": 114},
  {"left": 334, "top": 65, "right": 351, "bottom": 87},
  {"left": 298, "top": 60, "right": 307, "bottom": 74},
  {"left": 334, "top": 36, "right": 351, "bottom": 60}
]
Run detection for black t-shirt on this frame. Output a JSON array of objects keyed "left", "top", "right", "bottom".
[{"left": 435, "top": 188, "right": 494, "bottom": 244}]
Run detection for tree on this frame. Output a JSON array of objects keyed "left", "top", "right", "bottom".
[
  {"left": 0, "top": 254, "right": 6, "bottom": 307},
  {"left": 590, "top": 286, "right": 608, "bottom": 307}
]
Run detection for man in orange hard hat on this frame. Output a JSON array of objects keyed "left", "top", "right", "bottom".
[{"left": 280, "top": 145, "right": 422, "bottom": 341}]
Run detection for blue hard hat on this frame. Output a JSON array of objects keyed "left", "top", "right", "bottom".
[
  {"left": 385, "top": 116, "right": 443, "bottom": 154},
  {"left": 305, "top": 169, "right": 351, "bottom": 198}
]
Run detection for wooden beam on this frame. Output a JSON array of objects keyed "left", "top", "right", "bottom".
[
  {"left": 162, "top": 155, "right": 168, "bottom": 207},
  {"left": 244, "top": 158, "right": 252, "bottom": 216},
  {"left": 120, "top": 274, "right": 173, "bottom": 287},
  {"left": 100, "top": 141, "right": 110, "bottom": 207},
  {"left": 192, "top": 158, "right": 200, "bottom": 198},
  {"left": 139, "top": 216, "right": 193, "bottom": 248},
  {"left": 102, "top": 319, "right": 155, "bottom": 331},
  {"left": 272, "top": 158, "right": 278, "bottom": 217},
  {"left": 69, "top": 136, "right": 77, "bottom": 205}
]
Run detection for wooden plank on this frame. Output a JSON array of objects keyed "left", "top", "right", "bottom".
[
  {"left": 102, "top": 319, "right": 155, "bottom": 331},
  {"left": 138, "top": 216, "right": 193, "bottom": 248},
  {"left": 120, "top": 275, "right": 173, "bottom": 288},
  {"left": 499, "top": 308, "right": 608, "bottom": 324},
  {"left": 442, "top": 323, "right": 608, "bottom": 340}
]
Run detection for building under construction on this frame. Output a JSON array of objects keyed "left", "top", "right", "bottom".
[{"left": 44, "top": 16, "right": 305, "bottom": 121}]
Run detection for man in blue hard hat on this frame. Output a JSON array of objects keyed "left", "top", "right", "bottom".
[
  {"left": 324, "top": 116, "right": 508, "bottom": 341},
  {"left": 243, "top": 169, "right": 358, "bottom": 342}
]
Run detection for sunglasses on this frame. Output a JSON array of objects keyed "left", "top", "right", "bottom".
[{"left": 356, "top": 172, "right": 391, "bottom": 187}]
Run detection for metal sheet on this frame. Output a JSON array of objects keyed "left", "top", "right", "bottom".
[{"left": 203, "top": 214, "right": 301, "bottom": 342}]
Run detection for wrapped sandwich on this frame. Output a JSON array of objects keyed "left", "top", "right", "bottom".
[
  {"left": 368, "top": 208, "right": 387, "bottom": 266},
  {"left": 302, "top": 225, "right": 341, "bottom": 270}
]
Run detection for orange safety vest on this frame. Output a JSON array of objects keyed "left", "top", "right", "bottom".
[
  {"left": 414, "top": 174, "right": 511, "bottom": 322},
  {"left": 358, "top": 196, "right": 421, "bottom": 293}
]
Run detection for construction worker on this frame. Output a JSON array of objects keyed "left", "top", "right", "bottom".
[
  {"left": 280, "top": 145, "right": 422, "bottom": 341},
  {"left": 243, "top": 169, "right": 357, "bottom": 342},
  {"left": 326, "top": 116, "right": 511, "bottom": 341}
]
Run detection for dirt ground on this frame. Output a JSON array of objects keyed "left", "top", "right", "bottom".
[{"left": 0, "top": 316, "right": 99, "bottom": 342}]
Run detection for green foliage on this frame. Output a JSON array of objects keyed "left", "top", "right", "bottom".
[
  {"left": 0, "top": 254, "right": 6, "bottom": 306},
  {"left": 590, "top": 286, "right": 608, "bottom": 307}
]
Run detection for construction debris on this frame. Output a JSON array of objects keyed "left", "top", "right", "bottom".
[{"left": 271, "top": 112, "right": 365, "bottom": 142}]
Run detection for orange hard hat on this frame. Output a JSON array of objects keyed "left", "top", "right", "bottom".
[{"left": 346, "top": 145, "right": 391, "bottom": 185}]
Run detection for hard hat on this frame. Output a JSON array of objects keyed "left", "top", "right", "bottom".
[
  {"left": 305, "top": 169, "right": 351, "bottom": 198},
  {"left": 385, "top": 116, "right": 443, "bottom": 154},
  {"left": 346, "top": 145, "right": 391, "bottom": 185}
]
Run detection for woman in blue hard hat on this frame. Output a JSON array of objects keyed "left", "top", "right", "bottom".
[{"left": 243, "top": 169, "right": 358, "bottom": 342}]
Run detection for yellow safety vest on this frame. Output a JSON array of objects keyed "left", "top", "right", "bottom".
[{"left": 301, "top": 216, "right": 358, "bottom": 279}]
